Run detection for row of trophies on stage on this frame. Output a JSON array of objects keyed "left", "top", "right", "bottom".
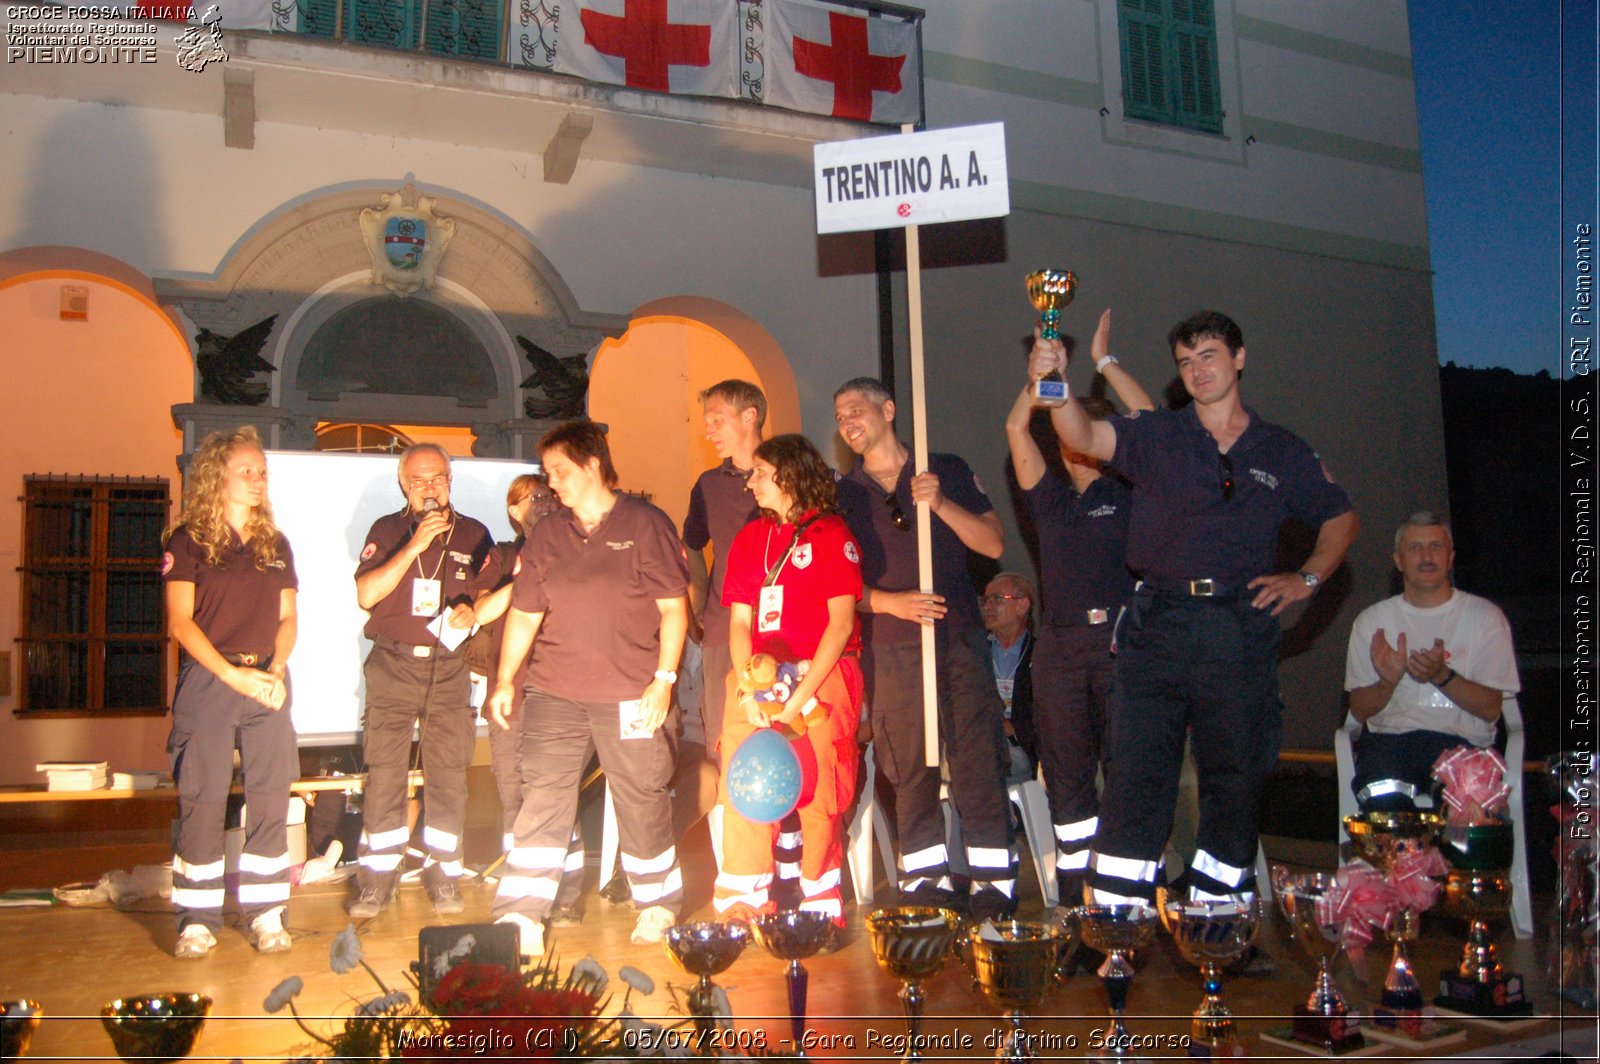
[{"left": 661, "top": 747, "right": 1595, "bottom": 1062}]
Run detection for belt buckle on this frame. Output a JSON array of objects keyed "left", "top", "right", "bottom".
[
  {"left": 237, "top": 652, "right": 259, "bottom": 666},
  {"left": 1086, "top": 608, "right": 1109, "bottom": 625},
  {"left": 412, "top": 645, "right": 431, "bottom": 658},
  {"left": 1188, "top": 579, "right": 1217, "bottom": 597}
]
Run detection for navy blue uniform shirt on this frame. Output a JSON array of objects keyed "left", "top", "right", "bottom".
[
  {"left": 839, "top": 450, "right": 993, "bottom": 644},
  {"left": 1111, "top": 404, "right": 1352, "bottom": 587},
  {"left": 1025, "top": 471, "right": 1134, "bottom": 623}
]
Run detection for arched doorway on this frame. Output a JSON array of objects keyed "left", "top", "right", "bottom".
[{"left": 587, "top": 297, "right": 800, "bottom": 528}]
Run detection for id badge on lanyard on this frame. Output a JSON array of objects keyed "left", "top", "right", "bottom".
[
  {"left": 412, "top": 578, "right": 442, "bottom": 617},
  {"left": 758, "top": 584, "right": 784, "bottom": 633}
]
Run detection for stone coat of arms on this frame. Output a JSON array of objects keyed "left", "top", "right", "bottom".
[{"left": 359, "top": 184, "right": 456, "bottom": 295}]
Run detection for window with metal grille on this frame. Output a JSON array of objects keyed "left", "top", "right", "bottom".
[
  {"left": 18, "top": 477, "right": 169, "bottom": 715},
  {"left": 1118, "top": 0, "right": 1223, "bottom": 135}
]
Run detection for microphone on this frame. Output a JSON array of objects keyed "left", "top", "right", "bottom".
[{"left": 422, "top": 498, "right": 440, "bottom": 512}]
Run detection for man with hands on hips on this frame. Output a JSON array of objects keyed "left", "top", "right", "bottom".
[{"left": 1037, "top": 310, "right": 1358, "bottom": 906}]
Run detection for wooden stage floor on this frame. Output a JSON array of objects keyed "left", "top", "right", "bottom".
[{"left": 1, "top": 826, "right": 1595, "bottom": 1061}]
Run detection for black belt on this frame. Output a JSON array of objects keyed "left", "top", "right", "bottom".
[
  {"left": 371, "top": 634, "right": 449, "bottom": 659},
  {"left": 1062, "top": 608, "right": 1114, "bottom": 627},
  {"left": 221, "top": 651, "right": 273, "bottom": 668},
  {"left": 1147, "top": 578, "right": 1240, "bottom": 598}
]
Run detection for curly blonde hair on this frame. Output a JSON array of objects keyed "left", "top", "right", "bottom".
[{"left": 165, "top": 426, "right": 284, "bottom": 569}]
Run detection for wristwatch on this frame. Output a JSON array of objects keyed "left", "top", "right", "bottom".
[
  {"left": 1094, "top": 354, "right": 1118, "bottom": 374},
  {"left": 653, "top": 669, "right": 678, "bottom": 684},
  {"left": 1297, "top": 570, "right": 1320, "bottom": 590}
]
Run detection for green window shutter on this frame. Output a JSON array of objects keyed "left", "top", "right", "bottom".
[
  {"left": 426, "top": 0, "right": 501, "bottom": 59},
  {"left": 296, "top": 0, "right": 338, "bottom": 37},
  {"left": 345, "top": 0, "right": 418, "bottom": 49},
  {"left": 1169, "top": 0, "right": 1222, "bottom": 133},
  {"left": 1119, "top": 0, "right": 1172, "bottom": 124}
]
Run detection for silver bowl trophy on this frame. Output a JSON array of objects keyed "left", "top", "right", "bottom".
[
  {"left": 1343, "top": 810, "right": 1444, "bottom": 1029},
  {"left": 100, "top": 993, "right": 211, "bottom": 1064},
  {"left": 1, "top": 1000, "right": 42, "bottom": 1059},
  {"left": 967, "top": 919, "right": 1073, "bottom": 1063},
  {"left": 1075, "top": 904, "right": 1158, "bottom": 1061},
  {"left": 665, "top": 921, "right": 752, "bottom": 1038},
  {"left": 866, "top": 907, "right": 962, "bottom": 1063},
  {"left": 1434, "top": 821, "right": 1533, "bottom": 1017},
  {"left": 1161, "top": 898, "right": 1260, "bottom": 1057},
  {"left": 1025, "top": 269, "right": 1077, "bottom": 407},
  {"left": 750, "top": 910, "right": 837, "bottom": 1057},
  {"left": 1275, "top": 871, "right": 1365, "bottom": 1053}
]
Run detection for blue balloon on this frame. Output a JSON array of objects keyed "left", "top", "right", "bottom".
[{"left": 726, "top": 728, "right": 804, "bottom": 825}]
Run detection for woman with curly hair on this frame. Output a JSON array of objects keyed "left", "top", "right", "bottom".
[
  {"left": 162, "top": 426, "right": 299, "bottom": 958},
  {"left": 713, "top": 433, "right": 864, "bottom": 925}
]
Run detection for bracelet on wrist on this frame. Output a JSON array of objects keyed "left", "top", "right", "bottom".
[
  {"left": 653, "top": 669, "right": 678, "bottom": 684},
  {"left": 1433, "top": 668, "right": 1456, "bottom": 689},
  {"left": 1094, "top": 354, "right": 1118, "bottom": 374}
]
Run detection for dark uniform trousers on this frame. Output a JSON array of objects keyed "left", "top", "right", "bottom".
[
  {"left": 1031, "top": 623, "right": 1113, "bottom": 901},
  {"left": 493, "top": 687, "right": 684, "bottom": 922},
  {"left": 482, "top": 696, "right": 587, "bottom": 908},
  {"left": 868, "top": 624, "right": 1017, "bottom": 909},
  {"left": 1089, "top": 588, "right": 1282, "bottom": 904},
  {"left": 356, "top": 643, "right": 476, "bottom": 892},
  {"left": 169, "top": 663, "right": 297, "bottom": 932}
]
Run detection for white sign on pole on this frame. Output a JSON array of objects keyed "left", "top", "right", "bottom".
[{"left": 813, "top": 122, "right": 1010, "bottom": 234}]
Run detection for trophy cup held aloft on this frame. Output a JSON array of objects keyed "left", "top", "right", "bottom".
[{"left": 1025, "top": 269, "right": 1077, "bottom": 407}]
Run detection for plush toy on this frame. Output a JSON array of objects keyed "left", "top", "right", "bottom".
[{"left": 736, "top": 653, "right": 820, "bottom": 737}]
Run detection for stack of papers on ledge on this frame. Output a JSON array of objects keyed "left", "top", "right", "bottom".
[
  {"left": 112, "top": 770, "right": 163, "bottom": 790},
  {"left": 35, "top": 760, "right": 111, "bottom": 791}
]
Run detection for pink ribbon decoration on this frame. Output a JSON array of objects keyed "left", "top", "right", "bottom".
[
  {"left": 1433, "top": 745, "right": 1511, "bottom": 825},
  {"left": 1323, "top": 861, "right": 1398, "bottom": 964},
  {"left": 1389, "top": 844, "right": 1448, "bottom": 911}
]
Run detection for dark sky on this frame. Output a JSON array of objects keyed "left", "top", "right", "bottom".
[{"left": 1408, "top": 1, "right": 1590, "bottom": 378}]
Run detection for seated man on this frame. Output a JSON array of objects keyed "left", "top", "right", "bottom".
[
  {"left": 980, "top": 571, "right": 1039, "bottom": 786},
  {"left": 1345, "top": 511, "right": 1521, "bottom": 809}
]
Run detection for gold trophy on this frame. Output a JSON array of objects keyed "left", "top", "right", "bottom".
[
  {"left": 1343, "top": 811, "right": 1444, "bottom": 1031},
  {"left": 968, "top": 920, "right": 1073, "bottom": 1063},
  {"left": 1434, "top": 822, "right": 1533, "bottom": 1017},
  {"left": 2, "top": 1000, "right": 42, "bottom": 1059},
  {"left": 1160, "top": 898, "right": 1260, "bottom": 1056},
  {"left": 1025, "top": 269, "right": 1077, "bottom": 407},
  {"left": 867, "top": 907, "right": 961, "bottom": 1063}
]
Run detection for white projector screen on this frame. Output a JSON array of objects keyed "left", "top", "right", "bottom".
[{"left": 265, "top": 450, "right": 536, "bottom": 744}]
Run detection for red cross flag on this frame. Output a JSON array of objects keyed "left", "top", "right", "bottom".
[
  {"left": 765, "top": 0, "right": 921, "bottom": 125},
  {"left": 554, "top": 0, "right": 737, "bottom": 98}
]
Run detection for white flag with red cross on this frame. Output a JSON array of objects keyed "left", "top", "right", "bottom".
[
  {"left": 554, "top": 0, "right": 737, "bottom": 98},
  {"left": 764, "top": 0, "right": 921, "bottom": 125}
]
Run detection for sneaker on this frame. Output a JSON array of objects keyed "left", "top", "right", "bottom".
[
  {"left": 630, "top": 905, "right": 676, "bottom": 945},
  {"left": 174, "top": 924, "right": 217, "bottom": 959},
  {"left": 547, "top": 903, "right": 583, "bottom": 928},
  {"left": 249, "top": 909, "right": 293, "bottom": 954},
  {"left": 496, "top": 912, "right": 545, "bottom": 957},
  {"left": 299, "top": 840, "right": 344, "bottom": 885},
  {"left": 348, "top": 883, "right": 390, "bottom": 920},
  {"left": 427, "top": 876, "right": 465, "bottom": 916}
]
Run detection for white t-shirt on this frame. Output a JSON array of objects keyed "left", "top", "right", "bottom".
[{"left": 1344, "top": 590, "right": 1519, "bottom": 747}]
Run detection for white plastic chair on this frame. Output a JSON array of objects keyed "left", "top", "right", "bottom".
[
  {"left": 1334, "top": 699, "right": 1533, "bottom": 939},
  {"left": 843, "top": 742, "right": 897, "bottom": 905},
  {"left": 941, "top": 770, "right": 1059, "bottom": 908}
]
